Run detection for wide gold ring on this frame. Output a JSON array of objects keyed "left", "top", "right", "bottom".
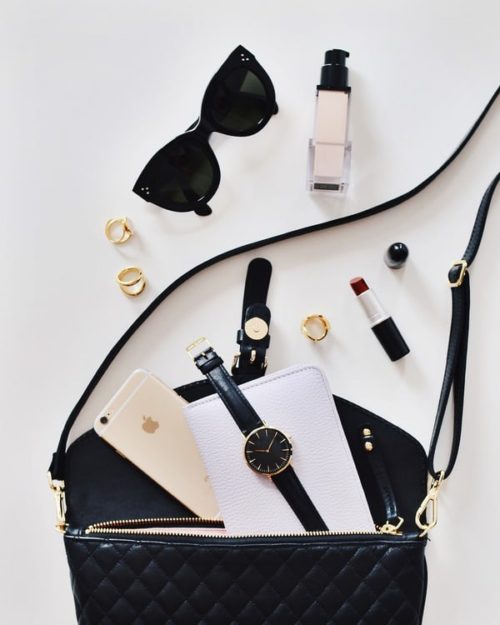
[
  {"left": 116, "top": 267, "right": 146, "bottom": 296},
  {"left": 105, "top": 217, "right": 133, "bottom": 244},
  {"left": 301, "top": 314, "right": 331, "bottom": 342}
]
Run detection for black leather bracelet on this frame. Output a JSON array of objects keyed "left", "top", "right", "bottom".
[
  {"left": 188, "top": 340, "right": 328, "bottom": 532},
  {"left": 232, "top": 258, "right": 272, "bottom": 380}
]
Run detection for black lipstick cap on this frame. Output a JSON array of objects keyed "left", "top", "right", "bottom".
[
  {"left": 371, "top": 317, "right": 410, "bottom": 361},
  {"left": 384, "top": 242, "right": 409, "bottom": 269}
]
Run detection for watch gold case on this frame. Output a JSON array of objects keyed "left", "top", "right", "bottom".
[{"left": 243, "top": 425, "right": 293, "bottom": 477}]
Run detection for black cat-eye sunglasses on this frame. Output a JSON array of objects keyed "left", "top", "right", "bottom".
[{"left": 133, "top": 45, "right": 278, "bottom": 216}]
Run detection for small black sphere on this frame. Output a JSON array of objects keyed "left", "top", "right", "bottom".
[{"left": 384, "top": 242, "right": 409, "bottom": 269}]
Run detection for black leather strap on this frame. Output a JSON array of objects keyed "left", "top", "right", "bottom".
[
  {"left": 49, "top": 85, "right": 500, "bottom": 484},
  {"left": 191, "top": 345, "right": 328, "bottom": 531},
  {"left": 272, "top": 468, "right": 328, "bottom": 532},
  {"left": 232, "top": 258, "right": 272, "bottom": 380},
  {"left": 428, "top": 172, "right": 500, "bottom": 479},
  {"left": 192, "top": 346, "right": 264, "bottom": 436},
  {"left": 362, "top": 428, "right": 399, "bottom": 523}
]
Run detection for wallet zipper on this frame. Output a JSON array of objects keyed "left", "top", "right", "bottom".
[{"left": 84, "top": 517, "right": 386, "bottom": 538}]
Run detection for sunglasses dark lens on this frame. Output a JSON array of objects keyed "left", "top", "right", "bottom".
[
  {"left": 138, "top": 139, "right": 215, "bottom": 208},
  {"left": 210, "top": 68, "right": 268, "bottom": 133}
]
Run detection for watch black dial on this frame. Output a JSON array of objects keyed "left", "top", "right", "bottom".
[{"left": 244, "top": 427, "right": 292, "bottom": 476}]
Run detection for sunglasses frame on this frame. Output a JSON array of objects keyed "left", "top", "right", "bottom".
[{"left": 133, "top": 45, "right": 278, "bottom": 216}]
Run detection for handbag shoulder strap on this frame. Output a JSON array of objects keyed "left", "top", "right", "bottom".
[
  {"left": 429, "top": 172, "right": 499, "bottom": 479},
  {"left": 49, "top": 86, "right": 500, "bottom": 488}
]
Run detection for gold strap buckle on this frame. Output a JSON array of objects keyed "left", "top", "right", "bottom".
[
  {"left": 232, "top": 351, "right": 268, "bottom": 371},
  {"left": 47, "top": 472, "right": 68, "bottom": 533},
  {"left": 448, "top": 260, "right": 468, "bottom": 288},
  {"left": 415, "top": 470, "right": 445, "bottom": 537},
  {"left": 377, "top": 516, "right": 404, "bottom": 536},
  {"left": 186, "top": 337, "right": 212, "bottom": 361}
]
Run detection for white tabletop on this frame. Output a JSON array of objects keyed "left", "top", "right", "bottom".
[{"left": 2, "top": 1, "right": 499, "bottom": 623}]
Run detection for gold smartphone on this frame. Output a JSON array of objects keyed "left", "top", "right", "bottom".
[{"left": 94, "top": 369, "right": 220, "bottom": 519}]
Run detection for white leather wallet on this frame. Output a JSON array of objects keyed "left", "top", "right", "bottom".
[{"left": 184, "top": 364, "right": 374, "bottom": 534}]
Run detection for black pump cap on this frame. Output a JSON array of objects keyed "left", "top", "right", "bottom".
[{"left": 319, "top": 49, "right": 350, "bottom": 91}]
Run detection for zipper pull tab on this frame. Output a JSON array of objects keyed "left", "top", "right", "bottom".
[
  {"left": 48, "top": 472, "right": 68, "bottom": 533},
  {"left": 377, "top": 516, "right": 404, "bottom": 536},
  {"left": 415, "top": 470, "right": 445, "bottom": 537}
]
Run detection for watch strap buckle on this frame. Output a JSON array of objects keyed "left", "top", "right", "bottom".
[{"left": 186, "top": 337, "right": 212, "bottom": 361}]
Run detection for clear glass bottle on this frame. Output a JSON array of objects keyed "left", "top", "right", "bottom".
[{"left": 308, "top": 49, "right": 351, "bottom": 193}]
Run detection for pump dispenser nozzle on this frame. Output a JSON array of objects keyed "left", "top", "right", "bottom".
[
  {"left": 308, "top": 48, "right": 352, "bottom": 193},
  {"left": 319, "top": 49, "right": 350, "bottom": 91}
]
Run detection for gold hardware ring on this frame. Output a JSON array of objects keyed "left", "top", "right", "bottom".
[
  {"left": 448, "top": 259, "right": 468, "bottom": 288},
  {"left": 301, "top": 314, "right": 331, "bottom": 342},
  {"left": 116, "top": 266, "right": 146, "bottom": 296},
  {"left": 105, "top": 217, "right": 134, "bottom": 244}
]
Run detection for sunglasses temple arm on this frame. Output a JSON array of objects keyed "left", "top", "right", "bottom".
[{"left": 176, "top": 170, "right": 212, "bottom": 217}]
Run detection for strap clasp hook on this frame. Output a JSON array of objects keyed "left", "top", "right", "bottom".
[
  {"left": 47, "top": 472, "right": 68, "bottom": 533},
  {"left": 415, "top": 470, "right": 445, "bottom": 537}
]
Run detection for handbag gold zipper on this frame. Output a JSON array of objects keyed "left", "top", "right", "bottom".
[
  {"left": 84, "top": 516, "right": 401, "bottom": 538},
  {"left": 86, "top": 516, "right": 222, "bottom": 535}
]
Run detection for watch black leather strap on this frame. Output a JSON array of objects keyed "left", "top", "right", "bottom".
[
  {"left": 272, "top": 468, "right": 328, "bottom": 532},
  {"left": 192, "top": 344, "right": 264, "bottom": 436},
  {"left": 190, "top": 342, "right": 328, "bottom": 531},
  {"left": 232, "top": 258, "right": 272, "bottom": 380}
]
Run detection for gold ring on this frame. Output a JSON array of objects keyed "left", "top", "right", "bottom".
[
  {"left": 301, "top": 314, "right": 331, "bottom": 342},
  {"left": 105, "top": 217, "right": 133, "bottom": 244},
  {"left": 116, "top": 267, "right": 146, "bottom": 296}
]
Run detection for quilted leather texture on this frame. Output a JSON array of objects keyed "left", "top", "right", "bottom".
[{"left": 65, "top": 534, "right": 427, "bottom": 625}]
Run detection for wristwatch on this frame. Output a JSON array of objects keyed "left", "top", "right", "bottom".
[{"left": 187, "top": 338, "right": 328, "bottom": 532}]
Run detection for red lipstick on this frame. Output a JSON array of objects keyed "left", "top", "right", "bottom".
[{"left": 349, "top": 277, "right": 410, "bottom": 361}]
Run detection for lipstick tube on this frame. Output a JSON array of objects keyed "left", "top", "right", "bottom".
[
  {"left": 350, "top": 277, "right": 410, "bottom": 361},
  {"left": 308, "top": 49, "right": 351, "bottom": 193}
]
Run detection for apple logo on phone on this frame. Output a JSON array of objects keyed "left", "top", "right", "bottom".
[{"left": 142, "top": 416, "right": 159, "bottom": 434}]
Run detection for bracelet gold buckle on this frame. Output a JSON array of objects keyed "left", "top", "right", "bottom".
[
  {"left": 415, "top": 470, "right": 445, "bottom": 537},
  {"left": 448, "top": 260, "right": 468, "bottom": 288},
  {"left": 232, "top": 351, "right": 268, "bottom": 371}
]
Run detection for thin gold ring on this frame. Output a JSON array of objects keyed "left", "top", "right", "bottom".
[
  {"left": 301, "top": 314, "right": 331, "bottom": 342},
  {"left": 116, "top": 267, "right": 146, "bottom": 296},
  {"left": 117, "top": 266, "right": 143, "bottom": 287},
  {"left": 105, "top": 217, "right": 133, "bottom": 244},
  {"left": 120, "top": 280, "right": 146, "bottom": 297}
]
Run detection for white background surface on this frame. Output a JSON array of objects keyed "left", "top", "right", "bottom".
[{"left": 1, "top": 1, "right": 499, "bottom": 623}]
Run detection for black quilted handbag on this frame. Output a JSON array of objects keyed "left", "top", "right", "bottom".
[{"left": 48, "top": 87, "right": 499, "bottom": 625}]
